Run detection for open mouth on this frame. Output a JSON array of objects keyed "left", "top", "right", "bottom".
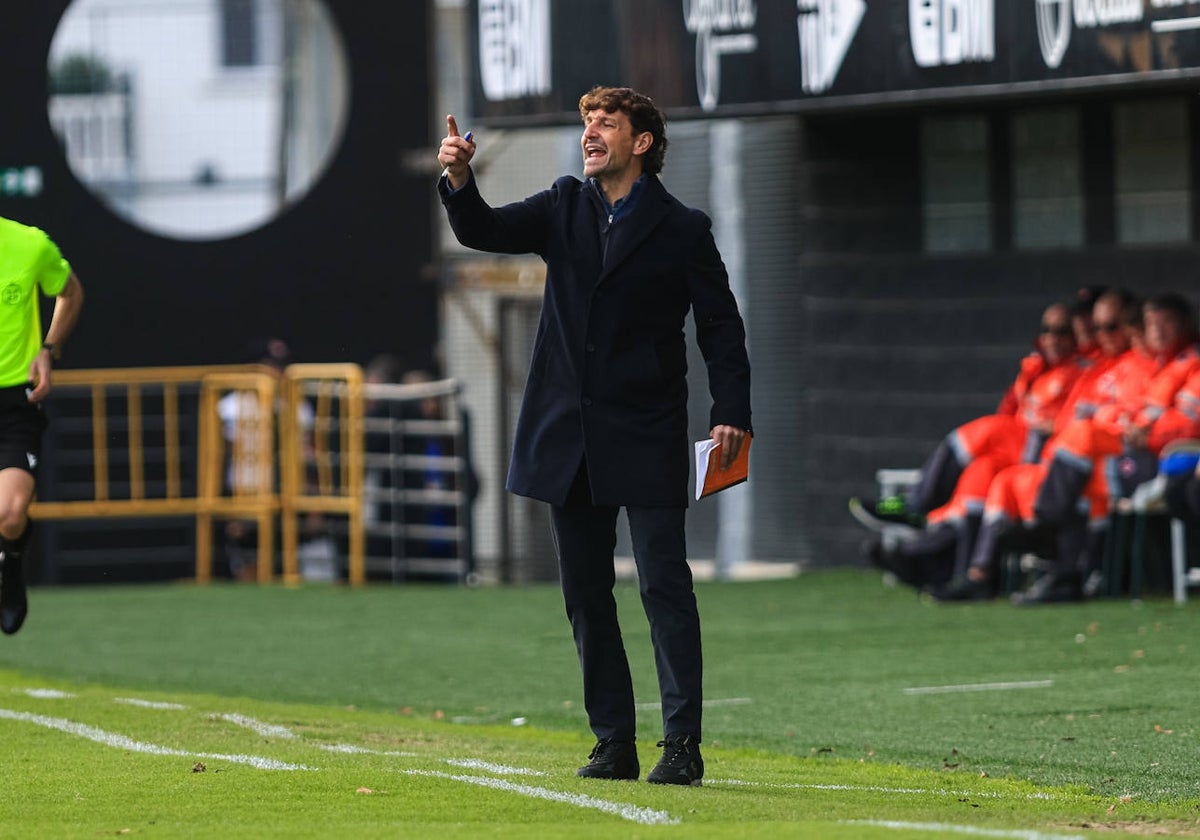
[{"left": 584, "top": 144, "right": 607, "bottom": 160}]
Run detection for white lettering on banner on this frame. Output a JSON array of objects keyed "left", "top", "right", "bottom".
[
  {"left": 797, "top": 0, "right": 866, "bottom": 94},
  {"left": 683, "top": 0, "right": 759, "bottom": 111},
  {"left": 910, "top": 0, "right": 995, "bottom": 68},
  {"left": 478, "top": 0, "right": 551, "bottom": 101},
  {"left": 1035, "top": 0, "right": 1200, "bottom": 68},
  {"left": 1073, "top": 0, "right": 1142, "bottom": 27}
]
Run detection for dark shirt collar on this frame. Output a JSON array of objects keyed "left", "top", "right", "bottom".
[{"left": 588, "top": 174, "right": 648, "bottom": 223}]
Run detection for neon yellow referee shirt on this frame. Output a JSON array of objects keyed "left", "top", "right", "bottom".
[{"left": 0, "top": 217, "right": 71, "bottom": 387}]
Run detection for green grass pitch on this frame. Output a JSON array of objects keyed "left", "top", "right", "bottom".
[{"left": 0, "top": 569, "right": 1198, "bottom": 837}]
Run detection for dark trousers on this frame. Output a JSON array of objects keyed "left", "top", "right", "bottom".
[{"left": 550, "top": 461, "right": 702, "bottom": 743}]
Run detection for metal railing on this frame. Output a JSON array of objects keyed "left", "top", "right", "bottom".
[{"left": 31, "top": 364, "right": 368, "bottom": 585}]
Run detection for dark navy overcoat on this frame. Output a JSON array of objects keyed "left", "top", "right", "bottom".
[{"left": 440, "top": 172, "right": 751, "bottom": 507}]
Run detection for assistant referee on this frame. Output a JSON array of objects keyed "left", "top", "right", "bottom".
[{"left": 0, "top": 215, "right": 84, "bottom": 635}]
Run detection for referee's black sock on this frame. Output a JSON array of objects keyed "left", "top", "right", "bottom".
[
  {"left": 2, "top": 518, "right": 33, "bottom": 555},
  {"left": 1, "top": 519, "right": 32, "bottom": 635}
]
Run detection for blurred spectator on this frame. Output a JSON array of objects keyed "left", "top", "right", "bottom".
[
  {"left": 363, "top": 358, "right": 479, "bottom": 581},
  {"left": 1070, "top": 285, "right": 1108, "bottom": 360},
  {"left": 218, "top": 338, "right": 324, "bottom": 581}
]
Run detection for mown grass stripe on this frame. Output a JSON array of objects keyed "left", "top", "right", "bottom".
[
  {"left": 404, "top": 769, "right": 680, "bottom": 825},
  {"left": 0, "top": 707, "right": 314, "bottom": 771}
]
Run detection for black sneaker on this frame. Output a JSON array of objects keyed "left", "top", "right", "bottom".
[
  {"left": 0, "top": 549, "right": 28, "bottom": 636},
  {"left": 576, "top": 739, "right": 639, "bottom": 780},
  {"left": 1011, "top": 571, "right": 1083, "bottom": 606},
  {"left": 646, "top": 734, "right": 703, "bottom": 786},
  {"left": 930, "top": 574, "right": 995, "bottom": 603},
  {"left": 849, "top": 497, "right": 923, "bottom": 533}
]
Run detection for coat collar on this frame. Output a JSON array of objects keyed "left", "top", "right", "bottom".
[{"left": 595, "top": 175, "right": 671, "bottom": 281}]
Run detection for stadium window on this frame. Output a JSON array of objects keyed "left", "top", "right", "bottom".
[
  {"left": 1012, "top": 106, "right": 1084, "bottom": 250},
  {"left": 1114, "top": 98, "right": 1190, "bottom": 244},
  {"left": 220, "top": 0, "right": 282, "bottom": 68},
  {"left": 920, "top": 114, "right": 992, "bottom": 253}
]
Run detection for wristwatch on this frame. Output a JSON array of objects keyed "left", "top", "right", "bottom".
[{"left": 41, "top": 342, "right": 60, "bottom": 361}]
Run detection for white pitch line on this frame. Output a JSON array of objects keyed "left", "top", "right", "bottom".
[
  {"left": 444, "top": 758, "right": 546, "bottom": 776},
  {"left": 843, "top": 820, "right": 1085, "bottom": 840},
  {"left": 635, "top": 696, "right": 752, "bottom": 710},
  {"left": 315, "top": 743, "right": 417, "bottom": 757},
  {"left": 0, "top": 708, "right": 312, "bottom": 770},
  {"left": 902, "top": 680, "right": 1053, "bottom": 696},
  {"left": 22, "top": 688, "right": 74, "bottom": 699},
  {"left": 216, "top": 713, "right": 298, "bottom": 740},
  {"left": 211, "top": 712, "right": 536, "bottom": 770},
  {"left": 709, "top": 779, "right": 1057, "bottom": 800},
  {"left": 405, "top": 769, "right": 679, "bottom": 825},
  {"left": 115, "top": 698, "right": 188, "bottom": 710}
]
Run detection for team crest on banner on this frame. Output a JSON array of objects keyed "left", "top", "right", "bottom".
[{"left": 1036, "top": 0, "right": 1072, "bottom": 69}]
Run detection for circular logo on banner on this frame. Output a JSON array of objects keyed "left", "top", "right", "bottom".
[
  {"left": 1, "top": 284, "right": 22, "bottom": 305},
  {"left": 1036, "top": 0, "right": 1072, "bottom": 69}
]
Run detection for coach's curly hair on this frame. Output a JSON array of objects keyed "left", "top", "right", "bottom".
[{"left": 578, "top": 86, "right": 668, "bottom": 175}]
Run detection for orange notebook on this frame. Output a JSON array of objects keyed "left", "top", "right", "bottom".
[{"left": 694, "top": 435, "right": 752, "bottom": 500}]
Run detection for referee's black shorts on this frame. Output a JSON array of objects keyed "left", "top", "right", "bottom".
[{"left": 0, "top": 384, "right": 47, "bottom": 477}]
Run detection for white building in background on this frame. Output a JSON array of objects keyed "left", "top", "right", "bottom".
[{"left": 48, "top": 0, "right": 347, "bottom": 241}]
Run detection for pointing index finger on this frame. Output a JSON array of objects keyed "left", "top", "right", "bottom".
[{"left": 446, "top": 114, "right": 460, "bottom": 138}]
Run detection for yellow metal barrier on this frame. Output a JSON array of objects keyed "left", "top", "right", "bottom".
[
  {"left": 279, "top": 364, "right": 365, "bottom": 585},
  {"left": 30, "top": 364, "right": 367, "bottom": 585}
]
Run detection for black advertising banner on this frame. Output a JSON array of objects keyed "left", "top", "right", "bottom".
[{"left": 470, "top": 0, "right": 1200, "bottom": 124}]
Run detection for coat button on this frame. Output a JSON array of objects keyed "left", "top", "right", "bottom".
[
  {"left": 585, "top": 344, "right": 595, "bottom": 353},
  {"left": 582, "top": 397, "right": 593, "bottom": 406}
]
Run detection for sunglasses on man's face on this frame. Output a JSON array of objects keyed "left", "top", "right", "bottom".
[
  {"left": 1040, "top": 325, "right": 1072, "bottom": 336},
  {"left": 1093, "top": 322, "right": 1122, "bottom": 333}
]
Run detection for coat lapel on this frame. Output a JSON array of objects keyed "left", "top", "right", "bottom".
[{"left": 598, "top": 177, "right": 671, "bottom": 282}]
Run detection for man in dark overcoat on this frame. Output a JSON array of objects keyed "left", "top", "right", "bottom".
[{"left": 437, "top": 86, "right": 751, "bottom": 786}]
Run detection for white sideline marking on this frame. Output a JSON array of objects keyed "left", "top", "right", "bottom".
[
  {"left": 709, "top": 779, "right": 1056, "bottom": 800},
  {"left": 212, "top": 713, "right": 532, "bottom": 768},
  {"left": 444, "top": 758, "right": 545, "bottom": 776},
  {"left": 903, "top": 680, "right": 1053, "bottom": 696},
  {"left": 315, "top": 743, "right": 417, "bottom": 757},
  {"left": 217, "top": 713, "right": 297, "bottom": 739},
  {"left": 115, "top": 698, "right": 187, "bottom": 710},
  {"left": 844, "top": 820, "right": 1085, "bottom": 839},
  {"left": 23, "top": 689, "right": 73, "bottom": 699},
  {"left": 635, "top": 696, "right": 752, "bottom": 710},
  {"left": 0, "top": 708, "right": 312, "bottom": 770},
  {"left": 405, "top": 769, "right": 679, "bottom": 825}
]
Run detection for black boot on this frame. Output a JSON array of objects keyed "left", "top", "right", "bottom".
[
  {"left": 0, "top": 520, "right": 33, "bottom": 636},
  {"left": 1011, "top": 570, "right": 1084, "bottom": 605},
  {"left": 952, "top": 512, "right": 983, "bottom": 581},
  {"left": 647, "top": 734, "right": 703, "bottom": 786},
  {"left": 576, "top": 739, "right": 639, "bottom": 780}
]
